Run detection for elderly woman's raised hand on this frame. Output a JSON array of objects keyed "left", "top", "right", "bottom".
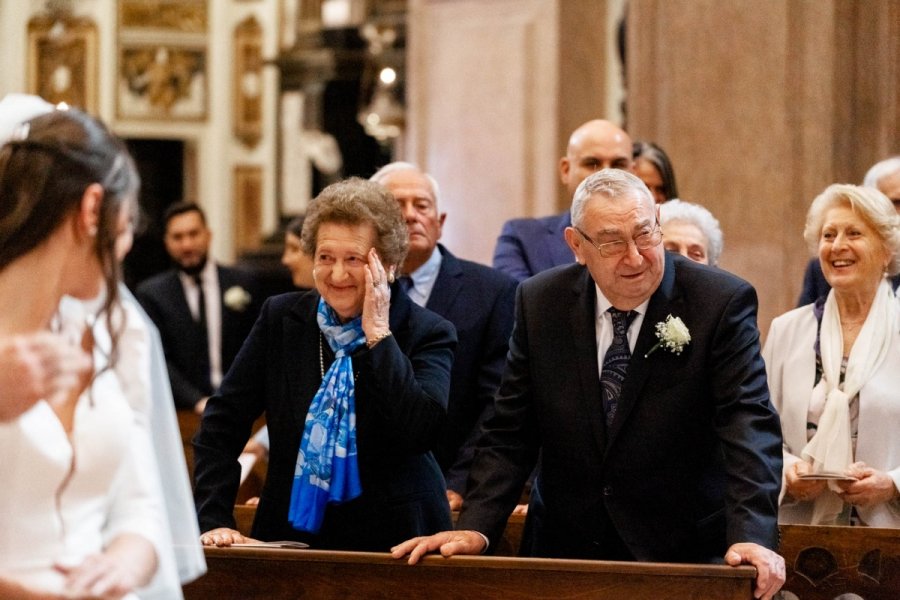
[
  {"left": 835, "top": 462, "right": 900, "bottom": 508},
  {"left": 784, "top": 461, "right": 828, "bottom": 503},
  {"left": 362, "top": 248, "right": 393, "bottom": 346}
]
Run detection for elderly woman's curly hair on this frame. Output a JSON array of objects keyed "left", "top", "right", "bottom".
[{"left": 301, "top": 177, "right": 409, "bottom": 269}]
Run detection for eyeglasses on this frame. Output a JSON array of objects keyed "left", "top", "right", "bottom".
[{"left": 575, "top": 223, "right": 663, "bottom": 258}]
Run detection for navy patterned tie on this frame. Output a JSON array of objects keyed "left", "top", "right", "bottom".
[
  {"left": 398, "top": 276, "right": 414, "bottom": 295},
  {"left": 600, "top": 308, "right": 636, "bottom": 427},
  {"left": 193, "top": 273, "right": 212, "bottom": 393}
]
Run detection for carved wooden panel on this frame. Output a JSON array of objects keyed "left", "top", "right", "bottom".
[
  {"left": 780, "top": 524, "right": 900, "bottom": 600},
  {"left": 117, "top": 0, "right": 209, "bottom": 120}
]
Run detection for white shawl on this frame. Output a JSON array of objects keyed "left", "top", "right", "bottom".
[{"left": 802, "top": 279, "right": 897, "bottom": 523}]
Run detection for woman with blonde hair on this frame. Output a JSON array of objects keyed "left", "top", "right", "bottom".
[{"left": 764, "top": 183, "right": 900, "bottom": 527}]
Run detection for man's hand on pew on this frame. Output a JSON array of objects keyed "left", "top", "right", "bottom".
[
  {"left": 200, "top": 527, "right": 258, "bottom": 547},
  {"left": 724, "top": 542, "right": 785, "bottom": 600},
  {"left": 391, "top": 531, "right": 486, "bottom": 565}
]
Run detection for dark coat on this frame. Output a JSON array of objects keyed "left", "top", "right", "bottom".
[
  {"left": 426, "top": 245, "right": 517, "bottom": 494},
  {"left": 136, "top": 265, "right": 260, "bottom": 409},
  {"left": 492, "top": 211, "right": 574, "bottom": 282},
  {"left": 193, "top": 287, "right": 457, "bottom": 551},
  {"left": 458, "top": 253, "right": 783, "bottom": 563}
]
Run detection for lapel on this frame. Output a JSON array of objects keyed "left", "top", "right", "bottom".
[
  {"left": 283, "top": 292, "right": 325, "bottom": 430},
  {"left": 425, "top": 245, "right": 463, "bottom": 316},
  {"left": 217, "top": 265, "right": 232, "bottom": 323},
  {"left": 605, "top": 252, "right": 685, "bottom": 451},
  {"left": 568, "top": 267, "right": 607, "bottom": 451},
  {"left": 547, "top": 211, "right": 575, "bottom": 266}
]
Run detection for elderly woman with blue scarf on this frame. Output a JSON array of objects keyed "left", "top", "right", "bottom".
[
  {"left": 764, "top": 183, "right": 900, "bottom": 527},
  {"left": 193, "top": 178, "right": 456, "bottom": 550}
]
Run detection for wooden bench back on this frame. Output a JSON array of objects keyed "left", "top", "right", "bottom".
[
  {"left": 230, "top": 505, "right": 900, "bottom": 598},
  {"left": 779, "top": 524, "right": 900, "bottom": 600},
  {"left": 184, "top": 547, "right": 755, "bottom": 599}
]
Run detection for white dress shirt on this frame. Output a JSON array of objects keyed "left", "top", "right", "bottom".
[{"left": 404, "top": 247, "right": 443, "bottom": 307}]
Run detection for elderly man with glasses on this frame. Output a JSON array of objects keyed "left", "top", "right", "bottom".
[{"left": 394, "top": 169, "right": 787, "bottom": 600}]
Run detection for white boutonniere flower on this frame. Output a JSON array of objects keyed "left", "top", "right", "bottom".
[
  {"left": 644, "top": 314, "right": 691, "bottom": 358},
  {"left": 223, "top": 285, "right": 252, "bottom": 312}
]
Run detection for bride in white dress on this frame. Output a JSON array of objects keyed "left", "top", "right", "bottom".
[{"left": 0, "top": 107, "right": 163, "bottom": 599}]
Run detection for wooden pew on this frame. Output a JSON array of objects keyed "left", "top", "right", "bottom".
[
  {"left": 183, "top": 547, "right": 756, "bottom": 599},
  {"left": 229, "top": 506, "right": 900, "bottom": 598},
  {"left": 179, "top": 411, "right": 267, "bottom": 500},
  {"left": 778, "top": 524, "right": 900, "bottom": 600}
]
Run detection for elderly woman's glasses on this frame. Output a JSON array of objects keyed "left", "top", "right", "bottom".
[{"left": 575, "top": 223, "right": 663, "bottom": 258}]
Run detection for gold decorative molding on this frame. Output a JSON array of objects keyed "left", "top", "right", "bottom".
[
  {"left": 233, "top": 16, "right": 264, "bottom": 148},
  {"left": 27, "top": 13, "right": 98, "bottom": 113},
  {"left": 119, "top": 0, "right": 207, "bottom": 33}
]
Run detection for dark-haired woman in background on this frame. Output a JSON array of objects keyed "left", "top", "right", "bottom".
[{"left": 633, "top": 140, "right": 678, "bottom": 205}]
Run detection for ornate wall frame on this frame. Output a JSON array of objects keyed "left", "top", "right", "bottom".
[
  {"left": 233, "top": 16, "right": 264, "bottom": 147},
  {"left": 117, "top": 0, "right": 209, "bottom": 121},
  {"left": 233, "top": 165, "right": 263, "bottom": 252},
  {"left": 27, "top": 13, "right": 99, "bottom": 113}
]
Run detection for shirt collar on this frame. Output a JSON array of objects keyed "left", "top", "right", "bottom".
[
  {"left": 408, "top": 246, "right": 442, "bottom": 289},
  {"left": 594, "top": 284, "right": 650, "bottom": 320}
]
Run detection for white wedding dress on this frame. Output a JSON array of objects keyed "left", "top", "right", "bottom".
[{"left": 0, "top": 369, "right": 163, "bottom": 598}]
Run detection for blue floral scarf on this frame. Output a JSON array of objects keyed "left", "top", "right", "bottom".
[{"left": 288, "top": 299, "right": 365, "bottom": 533}]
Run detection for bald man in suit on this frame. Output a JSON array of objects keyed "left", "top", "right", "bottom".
[{"left": 492, "top": 119, "right": 634, "bottom": 282}]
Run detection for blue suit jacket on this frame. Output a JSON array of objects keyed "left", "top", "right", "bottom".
[
  {"left": 426, "top": 245, "right": 517, "bottom": 494},
  {"left": 136, "top": 265, "right": 260, "bottom": 410},
  {"left": 458, "top": 253, "right": 783, "bottom": 562},
  {"left": 492, "top": 211, "right": 574, "bottom": 282},
  {"left": 193, "top": 287, "right": 457, "bottom": 550}
]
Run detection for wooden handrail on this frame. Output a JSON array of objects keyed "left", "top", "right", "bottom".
[
  {"left": 227, "top": 505, "right": 900, "bottom": 599},
  {"left": 184, "top": 547, "right": 755, "bottom": 599}
]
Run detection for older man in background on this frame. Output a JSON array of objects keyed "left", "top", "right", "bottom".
[{"left": 372, "top": 162, "right": 517, "bottom": 510}]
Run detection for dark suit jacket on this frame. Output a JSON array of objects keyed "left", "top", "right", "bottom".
[
  {"left": 135, "top": 265, "right": 260, "bottom": 410},
  {"left": 492, "top": 211, "right": 574, "bottom": 282},
  {"left": 193, "top": 287, "right": 457, "bottom": 551},
  {"left": 426, "top": 245, "right": 517, "bottom": 494},
  {"left": 797, "top": 257, "right": 900, "bottom": 306},
  {"left": 458, "top": 253, "right": 783, "bottom": 563}
]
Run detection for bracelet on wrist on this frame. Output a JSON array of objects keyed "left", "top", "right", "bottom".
[{"left": 367, "top": 330, "right": 392, "bottom": 349}]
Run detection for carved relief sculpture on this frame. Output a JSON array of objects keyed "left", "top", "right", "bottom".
[{"left": 117, "top": 0, "right": 208, "bottom": 120}]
